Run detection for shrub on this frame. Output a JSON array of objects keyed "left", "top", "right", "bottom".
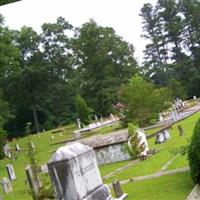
[{"left": 188, "top": 117, "right": 200, "bottom": 184}]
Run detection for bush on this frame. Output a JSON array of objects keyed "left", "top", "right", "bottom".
[{"left": 188, "top": 117, "right": 200, "bottom": 184}]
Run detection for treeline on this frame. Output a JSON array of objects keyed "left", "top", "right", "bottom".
[
  {"left": 0, "top": 15, "right": 137, "bottom": 136},
  {"left": 141, "top": 0, "right": 200, "bottom": 98}
]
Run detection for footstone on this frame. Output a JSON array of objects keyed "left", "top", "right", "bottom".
[{"left": 48, "top": 142, "right": 116, "bottom": 200}]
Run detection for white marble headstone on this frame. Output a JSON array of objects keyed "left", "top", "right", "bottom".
[
  {"left": 136, "top": 128, "right": 149, "bottom": 156},
  {"left": 48, "top": 142, "right": 113, "bottom": 200}
]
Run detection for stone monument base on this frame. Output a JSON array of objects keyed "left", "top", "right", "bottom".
[{"left": 83, "top": 185, "right": 113, "bottom": 200}]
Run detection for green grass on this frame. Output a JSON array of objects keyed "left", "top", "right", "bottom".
[
  {"left": 0, "top": 112, "right": 199, "bottom": 199},
  {"left": 99, "top": 160, "right": 132, "bottom": 177},
  {"left": 121, "top": 172, "right": 194, "bottom": 200},
  {"left": 105, "top": 112, "right": 200, "bottom": 183}
]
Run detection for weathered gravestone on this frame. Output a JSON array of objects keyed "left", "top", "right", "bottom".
[
  {"left": 48, "top": 142, "right": 127, "bottom": 200},
  {"left": 112, "top": 180, "right": 127, "bottom": 199},
  {"left": 0, "top": 177, "right": 13, "bottom": 194},
  {"left": 6, "top": 164, "right": 16, "bottom": 181},
  {"left": 76, "top": 118, "right": 81, "bottom": 129},
  {"left": 155, "top": 129, "right": 170, "bottom": 144},
  {"left": 15, "top": 144, "right": 20, "bottom": 152},
  {"left": 3, "top": 144, "right": 10, "bottom": 157},
  {"left": 25, "top": 165, "right": 41, "bottom": 195}
]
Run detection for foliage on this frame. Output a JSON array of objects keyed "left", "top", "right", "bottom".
[
  {"left": 0, "top": 129, "right": 7, "bottom": 159},
  {"left": 125, "top": 123, "right": 145, "bottom": 159},
  {"left": 75, "top": 95, "right": 91, "bottom": 125},
  {"left": 188, "top": 117, "right": 200, "bottom": 184},
  {"left": 140, "top": 0, "right": 200, "bottom": 98},
  {"left": 73, "top": 20, "right": 137, "bottom": 116},
  {"left": 120, "top": 75, "right": 171, "bottom": 127}
]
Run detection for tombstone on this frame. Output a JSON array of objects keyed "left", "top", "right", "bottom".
[
  {"left": 128, "top": 128, "right": 149, "bottom": 157},
  {"left": 163, "top": 130, "right": 170, "bottom": 140},
  {"left": 110, "top": 113, "right": 115, "bottom": 121},
  {"left": 3, "top": 144, "right": 10, "bottom": 157},
  {"left": 193, "top": 96, "right": 197, "bottom": 100},
  {"left": 6, "top": 164, "right": 16, "bottom": 181},
  {"left": 159, "top": 113, "right": 164, "bottom": 122},
  {"left": 48, "top": 142, "right": 124, "bottom": 200},
  {"left": 25, "top": 165, "right": 41, "bottom": 195},
  {"left": 74, "top": 130, "right": 81, "bottom": 139},
  {"left": 76, "top": 118, "right": 81, "bottom": 129},
  {"left": 155, "top": 132, "right": 165, "bottom": 144},
  {"left": 95, "top": 115, "right": 98, "bottom": 121},
  {"left": 112, "top": 180, "right": 127, "bottom": 199},
  {"left": 30, "top": 141, "right": 35, "bottom": 149},
  {"left": 177, "top": 125, "right": 184, "bottom": 136},
  {"left": 59, "top": 133, "right": 63, "bottom": 137},
  {"left": 0, "top": 177, "right": 13, "bottom": 194},
  {"left": 15, "top": 144, "right": 20, "bottom": 152}
]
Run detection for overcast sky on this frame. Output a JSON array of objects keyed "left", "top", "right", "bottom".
[{"left": 0, "top": 0, "right": 157, "bottom": 64}]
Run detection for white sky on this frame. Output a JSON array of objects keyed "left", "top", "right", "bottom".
[{"left": 0, "top": 0, "right": 157, "bottom": 64}]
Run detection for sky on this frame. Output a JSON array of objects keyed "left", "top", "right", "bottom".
[{"left": 0, "top": 0, "right": 157, "bottom": 64}]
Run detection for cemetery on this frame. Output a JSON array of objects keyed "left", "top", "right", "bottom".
[{"left": 0, "top": 99, "right": 198, "bottom": 200}]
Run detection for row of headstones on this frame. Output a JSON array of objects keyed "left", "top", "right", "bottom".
[{"left": 155, "top": 125, "right": 185, "bottom": 144}]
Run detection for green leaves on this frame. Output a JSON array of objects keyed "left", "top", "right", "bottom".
[{"left": 120, "top": 75, "right": 171, "bottom": 127}]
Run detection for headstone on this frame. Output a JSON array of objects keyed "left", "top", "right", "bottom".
[
  {"left": 15, "top": 144, "right": 20, "bottom": 152},
  {"left": 95, "top": 115, "right": 98, "bottom": 121},
  {"left": 77, "top": 118, "right": 81, "bottom": 129},
  {"left": 110, "top": 113, "right": 115, "bottom": 121},
  {"left": 112, "top": 180, "right": 127, "bottom": 199},
  {"left": 6, "top": 164, "right": 16, "bottom": 181},
  {"left": 136, "top": 128, "right": 149, "bottom": 156},
  {"left": 177, "top": 125, "right": 184, "bottom": 136},
  {"left": 30, "top": 141, "right": 35, "bottom": 149},
  {"left": 155, "top": 132, "right": 165, "bottom": 144},
  {"left": 193, "top": 96, "right": 197, "bottom": 100},
  {"left": 0, "top": 177, "right": 13, "bottom": 194},
  {"left": 48, "top": 142, "right": 117, "bottom": 200},
  {"left": 74, "top": 130, "right": 81, "bottom": 139},
  {"left": 25, "top": 165, "right": 41, "bottom": 194},
  {"left": 163, "top": 130, "right": 170, "bottom": 140},
  {"left": 159, "top": 113, "right": 164, "bottom": 122},
  {"left": 3, "top": 144, "right": 10, "bottom": 157}
]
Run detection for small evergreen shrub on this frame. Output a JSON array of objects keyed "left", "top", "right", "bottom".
[{"left": 188, "top": 117, "right": 200, "bottom": 184}]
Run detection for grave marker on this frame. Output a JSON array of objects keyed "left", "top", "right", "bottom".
[
  {"left": 0, "top": 177, "right": 13, "bottom": 194},
  {"left": 48, "top": 142, "right": 122, "bottom": 200},
  {"left": 6, "top": 164, "right": 16, "bottom": 181},
  {"left": 25, "top": 165, "right": 41, "bottom": 195}
]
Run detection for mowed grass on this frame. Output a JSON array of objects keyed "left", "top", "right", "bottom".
[
  {"left": 121, "top": 172, "right": 194, "bottom": 200},
  {"left": 0, "top": 112, "right": 199, "bottom": 199},
  {"left": 104, "top": 112, "right": 200, "bottom": 183}
]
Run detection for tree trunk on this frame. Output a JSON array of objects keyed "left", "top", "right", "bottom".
[{"left": 32, "top": 105, "right": 40, "bottom": 133}]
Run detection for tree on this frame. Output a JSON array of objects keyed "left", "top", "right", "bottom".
[
  {"left": 119, "top": 75, "right": 171, "bottom": 127},
  {"left": 188, "top": 117, "right": 200, "bottom": 184},
  {"left": 75, "top": 95, "right": 91, "bottom": 125},
  {"left": 73, "top": 20, "right": 137, "bottom": 116}
]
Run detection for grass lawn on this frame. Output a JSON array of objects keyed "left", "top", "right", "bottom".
[
  {"left": 0, "top": 112, "right": 199, "bottom": 199},
  {"left": 104, "top": 112, "right": 200, "bottom": 183},
  {"left": 121, "top": 172, "right": 194, "bottom": 200}
]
